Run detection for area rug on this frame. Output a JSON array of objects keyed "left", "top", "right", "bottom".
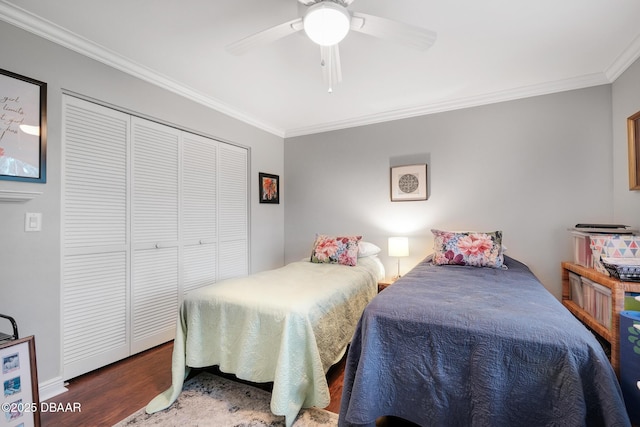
[{"left": 113, "top": 372, "right": 338, "bottom": 426}]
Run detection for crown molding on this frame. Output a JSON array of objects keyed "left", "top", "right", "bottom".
[
  {"left": 605, "top": 32, "right": 640, "bottom": 82},
  {"left": 284, "top": 72, "right": 609, "bottom": 137},
  {"left": 0, "top": 1, "right": 286, "bottom": 138}
]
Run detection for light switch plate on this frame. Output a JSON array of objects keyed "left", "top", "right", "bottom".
[{"left": 25, "top": 212, "right": 42, "bottom": 232}]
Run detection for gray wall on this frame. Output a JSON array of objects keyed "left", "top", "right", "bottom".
[
  {"left": 612, "top": 56, "right": 640, "bottom": 224},
  {"left": 284, "top": 85, "right": 615, "bottom": 299},
  {"left": 0, "top": 22, "right": 284, "bottom": 390}
]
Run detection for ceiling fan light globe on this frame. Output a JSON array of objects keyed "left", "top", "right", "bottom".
[{"left": 303, "top": 2, "right": 351, "bottom": 46}]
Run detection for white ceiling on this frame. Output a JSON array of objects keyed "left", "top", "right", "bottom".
[{"left": 2, "top": 0, "right": 640, "bottom": 138}]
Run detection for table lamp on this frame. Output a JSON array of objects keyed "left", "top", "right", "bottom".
[{"left": 388, "top": 237, "right": 409, "bottom": 280}]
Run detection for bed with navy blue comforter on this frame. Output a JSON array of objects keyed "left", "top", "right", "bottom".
[{"left": 339, "top": 256, "right": 630, "bottom": 426}]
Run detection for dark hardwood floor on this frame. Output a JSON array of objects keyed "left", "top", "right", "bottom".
[
  {"left": 40, "top": 341, "right": 416, "bottom": 426},
  {"left": 41, "top": 342, "right": 174, "bottom": 427}
]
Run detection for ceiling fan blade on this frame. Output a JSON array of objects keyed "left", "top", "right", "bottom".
[
  {"left": 226, "top": 17, "right": 304, "bottom": 55},
  {"left": 320, "top": 44, "right": 342, "bottom": 93},
  {"left": 350, "top": 12, "right": 437, "bottom": 50}
]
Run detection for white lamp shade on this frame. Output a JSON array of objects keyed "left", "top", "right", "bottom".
[
  {"left": 388, "top": 237, "right": 409, "bottom": 257},
  {"left": 303, "top": 2, "right": 351, "bottom": 46}
]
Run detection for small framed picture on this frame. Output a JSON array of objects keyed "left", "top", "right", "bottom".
[
  {"left": 259, "top": 172, "right": 279, "bottom": 204},
  {"left": 0, "top": 336, "right": 40, "bottom": 427},
  {"left": 390, "top": 164, "right": 428, "bottom": 201}
]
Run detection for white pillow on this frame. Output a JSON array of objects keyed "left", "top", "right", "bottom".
[{"left": 358, "top": 241, "right": 381, "bottom": 258}]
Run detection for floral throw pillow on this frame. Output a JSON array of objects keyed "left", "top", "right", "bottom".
[
  {"left": 432, "top": 229, "right": 506, "bottom": 269},
  {"left": 310, "top": 234, "right": 362, "bottom": 266}
]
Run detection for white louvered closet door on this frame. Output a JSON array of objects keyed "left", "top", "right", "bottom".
[
  {"left": 182, "top": 133, "right": 217, "bottom": 296},
  {"left": 62, "top": 96, "right": 130, "bottom": 380},
  {"left": 219, "top": 144, "right": 249, "bottom": 279},
  {"left": 62, "top": 96, "right": 250, "bottom": 379},
  {"left": 131, "top": 118, "right": 181, "bottom": 354}
]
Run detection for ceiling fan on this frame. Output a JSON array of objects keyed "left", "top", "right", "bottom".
[{"left": 226, "top": 0, "right": 437, "bottom": 92}]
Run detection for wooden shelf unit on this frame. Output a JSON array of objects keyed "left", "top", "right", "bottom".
[{"left": 561, "top": 261, "right": 640, "bottom": 375}]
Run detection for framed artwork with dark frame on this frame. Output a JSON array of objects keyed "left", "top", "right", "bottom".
[
  {"left": 0, "top": 336, "right": 40, "bottom": 427},
  {"left": 259, "top": 172, "right": 279, "bottom": 204},
  {"left": 628, "top": 110, "right": 640, "bottom": 190},
  {"left": 390, "top": 164, "right": 428, "bottom": 201},
  {"left": 0, "top": 69, "right": 47, "bottom": 183}
]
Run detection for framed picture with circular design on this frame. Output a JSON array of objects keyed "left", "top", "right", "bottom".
[{"left": 390, "top": 164, "right": 427, "bottom": 201}]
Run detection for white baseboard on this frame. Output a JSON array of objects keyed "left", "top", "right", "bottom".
[{"left": 39, "top": 376, "right": 68, "bottom": 402}]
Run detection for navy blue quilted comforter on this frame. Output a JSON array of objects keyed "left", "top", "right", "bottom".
[{"left": 339, "top": 256, "right": 630, "bottom": 426}]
